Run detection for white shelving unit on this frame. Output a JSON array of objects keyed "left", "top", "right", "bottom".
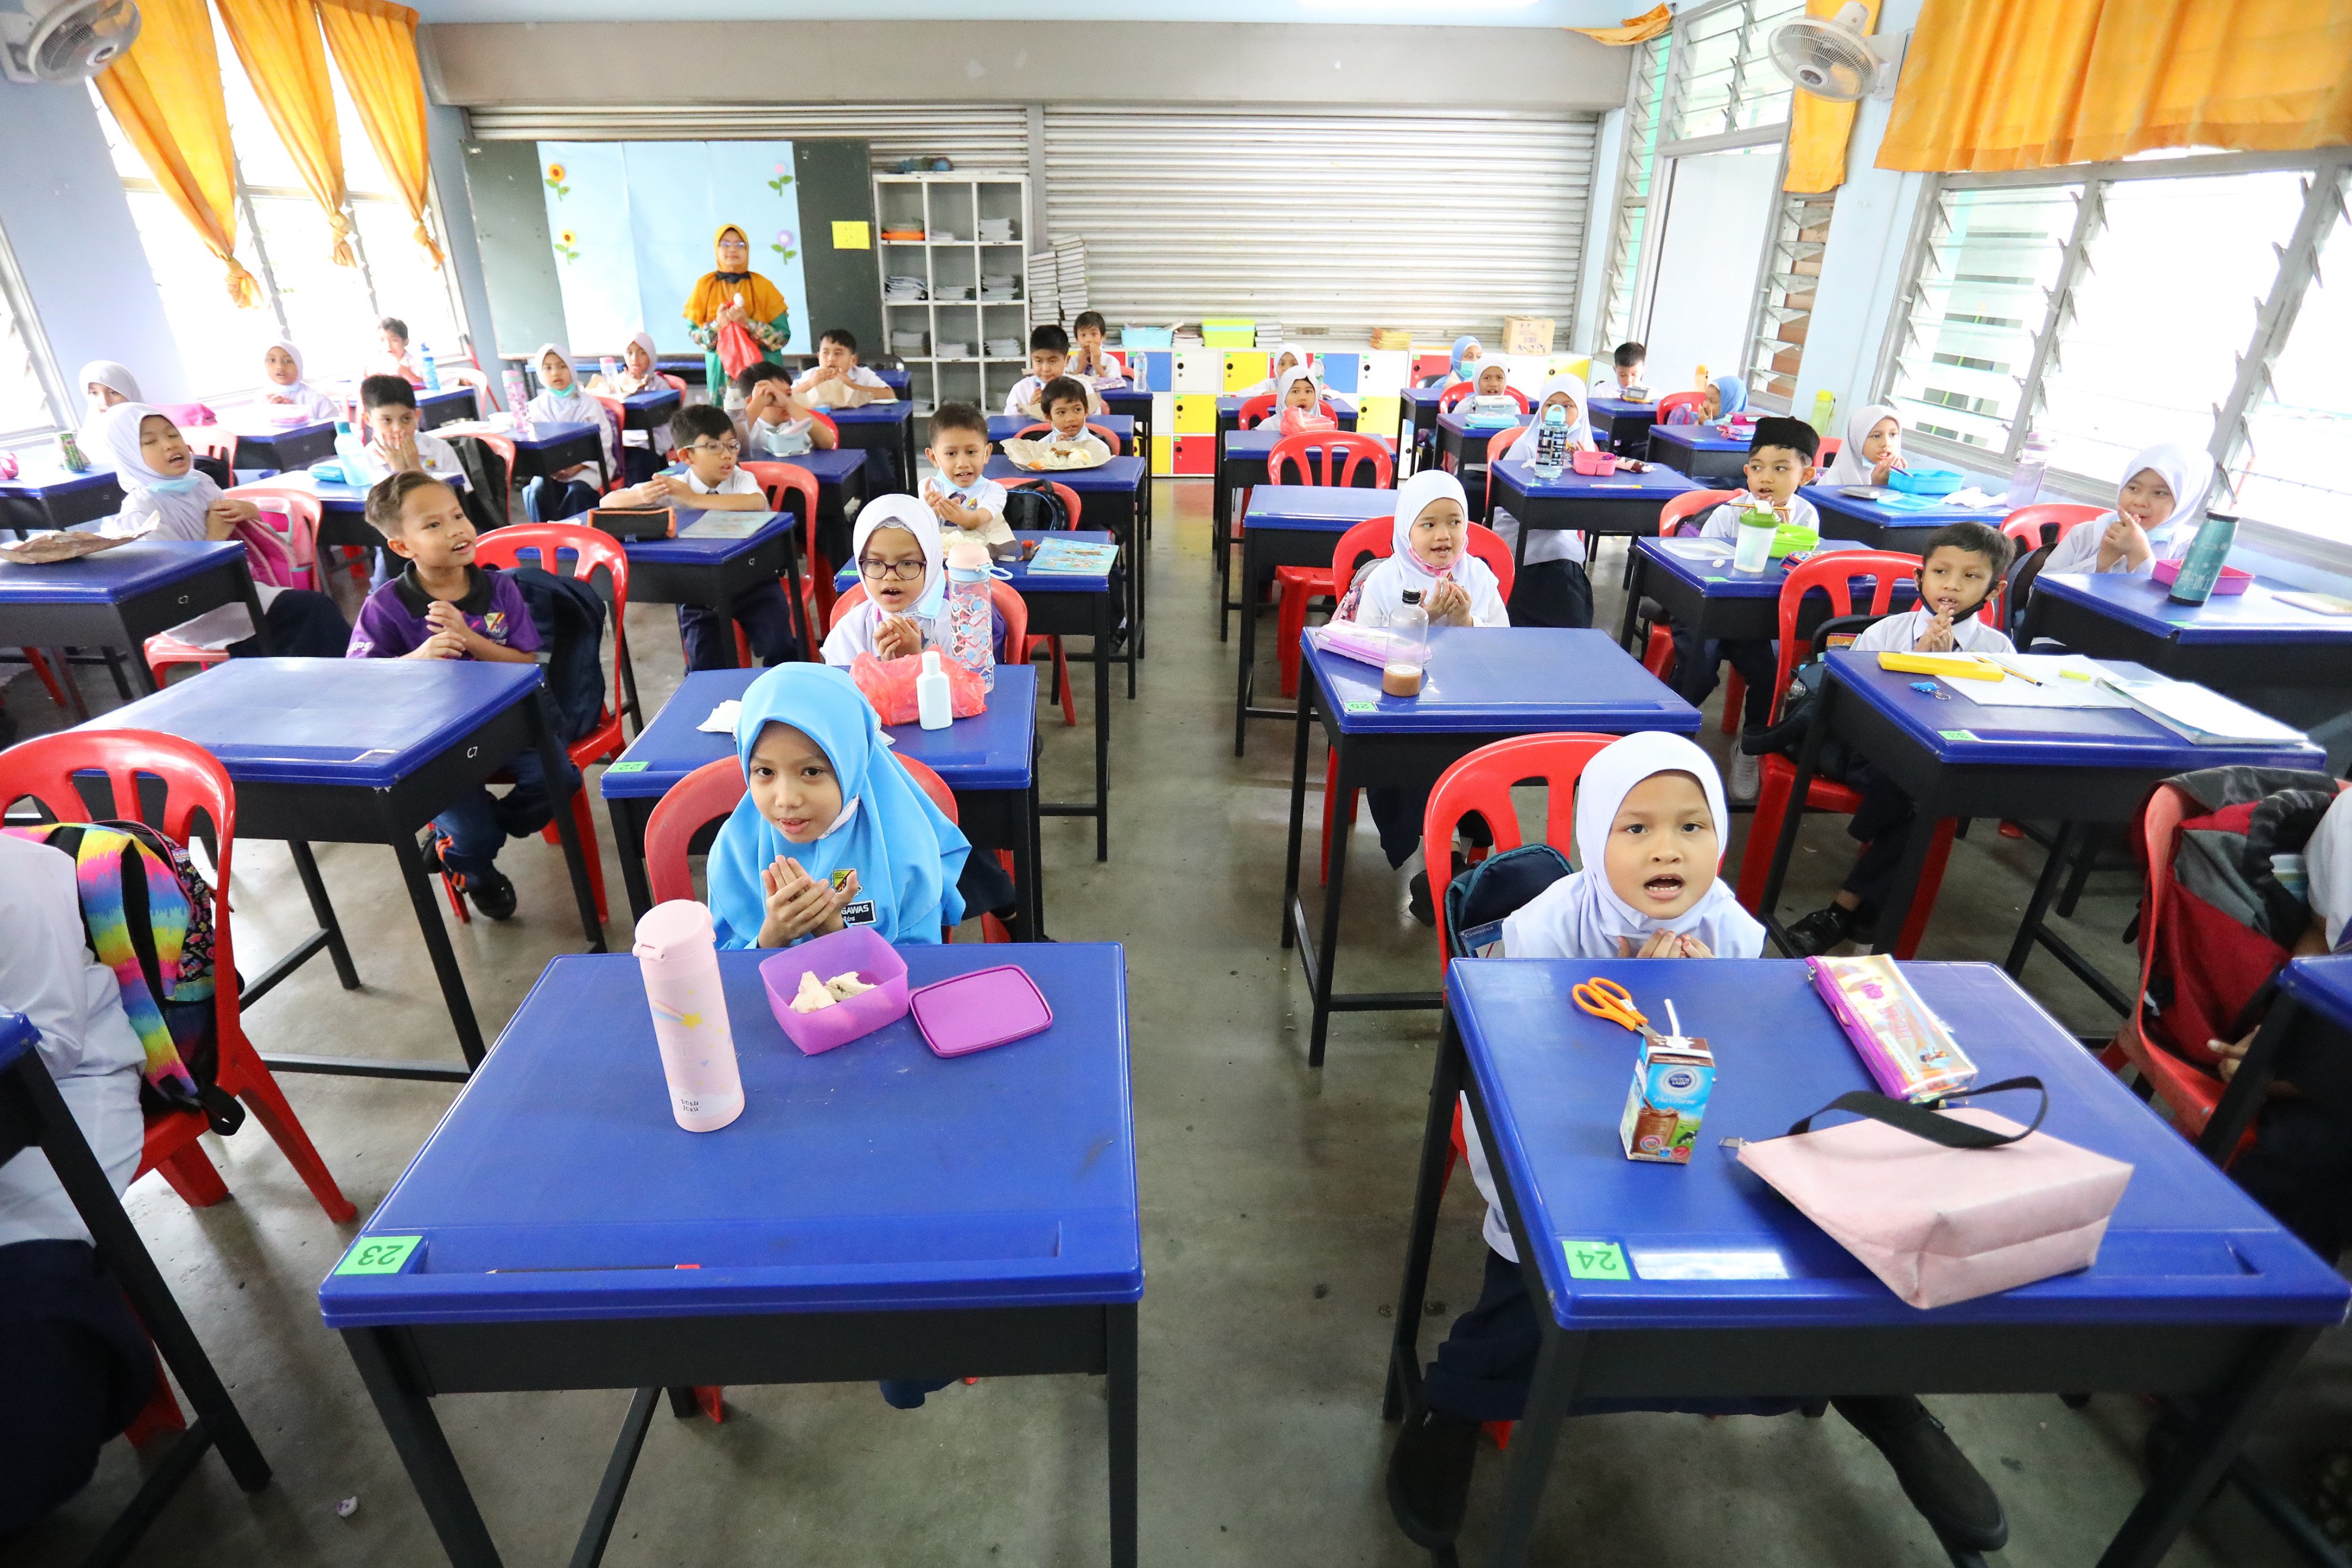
[{"left": 874, "top": 171, "right": 1032, "bottom": 415}]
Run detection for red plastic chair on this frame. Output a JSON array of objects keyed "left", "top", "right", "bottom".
[
  {"left": 1266, "top": 431, "right": 1393, "bottom": 492},
  {"left": 441, "top": 526, "right": 632, "bottom": 924},
  {"left": 1654, "top": 390, "right": 1708, "bottom": 423},
  {"left": 1319, "top": 519, "right": 1517, "bottom": 884},
  {"left": 1731, "top": 550, "right": 1956, "bottom": 960},
  {"left": 1439, "top": 382, "right": 1531, "bottom": 414},
  {"left": 0, "top": 731, "right": 355, "bottom": 1223},
  {"left": 1002, "top": 480, "right": 1084, "bottom": 728},
  {"left": 1015, "top": 421, "right": 1125, "bottom": 457},
  {"left": 1268, "top": 427, "right": 1408, "bottom": 697},
  {"left": 183, "top": 426, "right": 237, "bottom": 468},
  {"left": 1634, "top": 489, "right": 1741, "bottom": 732},
  {"left": 739, "top": 459, "right": 827, "bottom": 663},
  {"left": 145, "top": 496, "right": 329, "bottom": 685},
  {"left": 1995, "top": 503, "right": 2104, "bottom": 626}
]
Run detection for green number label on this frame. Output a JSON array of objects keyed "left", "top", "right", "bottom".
[
  {"left": 607, "top": 760, "right": 649, "bottom": 774},
  {"left": 1563, "top": 1239, "right": 1629, "bottom": 1281},
  {"left": 1342, "top": 700, "right": 1376, "bottom": 713},
  {"left": 335, "top": 1235, "right": 423, "bottom": 1276},
  {"left": 1937, "top": 729, "right": 1977, "bottom": 742}
]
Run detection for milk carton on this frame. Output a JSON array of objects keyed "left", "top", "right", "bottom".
[{"left": 1618, "top": 1030, "right": 1714, "bottom": 1164}]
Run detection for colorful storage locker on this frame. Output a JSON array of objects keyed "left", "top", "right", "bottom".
[
  {"left": 1223, "top": 352, "right": 1269, "bottom": 392},
  {"left": 1172, "top": 351, "right": 1219, "bottom": 393},
  {"left": 1172, "top": 435, "right": 1215, "bottom": 475},
  {"left": 1172, "top": 395, "right": 1216, "bottom": 434},
  {"left": 1358, "top": 351, "right": 1409, "bottom": 397},
  {"left": 1150, "top": 434, "right": 1174, "bottom": 476},
  {"left": 1134, "top": 351, "right": 1174, "bottom": 393},
  {"left": 1316, "top": 353, "right": 1361, "bottom": 393},
  {"left": 1357, "top": 394, "right": 1403, "bottom": 444}
]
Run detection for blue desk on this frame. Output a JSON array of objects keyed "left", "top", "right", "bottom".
[
  {"left": 822, "top": 397, "right": 916, "bottom": 494},
  {"left": 1614, "top": 534, "right": 1892, "bottom": 655},
  {"left": 1646, "top": 420, "right": 1751, "bottom": 480},
  {"left": 0, "top": 538, "right": 268, "bottom": 698},
  {"left": 1588, "top": 393, "right": 1659, "bottom": 457},
  {"left": 1388, "top": 957, "right": 2349, "bottom": 1567},
  {"left": 418, "top": 385, "right": 478, "bottom": 431},
  {"left": 775, "top": 446, "right": 868, "bottom": 569},
  {"left": 1435, "top": 404, "right": 1528, "bottom": 507},
  {"left": 619, "top": 387, "right": 681, "bottom": 431},
  {"left": 76, "top": 658, "right": 604, "bottom": 1076},
  {"left": 1099, "top": 385, "right": 1153, "bottom": 451},
  {"left": 1282, "top": 629, "right": 1701, "bottom": 1064},
  {"left": 1757, "top": 650, "right": 2326, "bottom": 1009},
  {"left": 626, "top": 503, "right": 813, "bottom": 665},
  {"left": 1216, "top": 428, "right": 1395, "bottom": 642},
  {"left": 2023, "top": 572, "right": 2352, "bottom": 693},
  {"left": 988, "top": 412, "right": 1137, "bottom": 454},
  {"left": 1233, "top": 486, "right": 1397, "bottom": 750},
  {"left": 1801, "top": 482, "right": 2008, "bottom": 555},
  {"left": 321, "top": 944, "right": 1139, "bottom": 1567},
  {"left": 874, "top": 365, "right": 913, "bottom": 398},
  {"left": 0, "top": 464, "right": 124, "bottom": 532},
  {"left": 508, "top": 419, "right": 608, "bottom": 487},
  {"left": 221, "top": 410, "right": 338, "bottom": 472},
  {"left": 986, "top": 454, "right": 1147, "bottom": 690},
  {"left": 601, "top": 666, "right": 1044, "bottom": 933},
  {"left": 1488, "top": 455, "right": 1704, "bottom": 588}
]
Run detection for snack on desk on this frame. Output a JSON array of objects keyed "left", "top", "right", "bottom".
[
  {"left": 1002, "top": 437, "right": 1108, "bottom": 472},
  {"left": 1806, "top": 953, "right": 1978, "bottom": 1102}
]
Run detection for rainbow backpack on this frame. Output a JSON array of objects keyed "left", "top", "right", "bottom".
[{"left": 5, "top": 821, "right": 245, "bottom": 1135}]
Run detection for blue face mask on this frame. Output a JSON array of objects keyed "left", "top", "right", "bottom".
[{"left": 142, "top": 472, "right": 206, "bottom": 494}]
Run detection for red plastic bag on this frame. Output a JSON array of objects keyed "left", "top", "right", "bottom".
[
  {"left": 717, "top": 322, "right": 764, "bottom": 381},
  {"left": 849, "top": 652, "right": 987, "bottom": 727}
]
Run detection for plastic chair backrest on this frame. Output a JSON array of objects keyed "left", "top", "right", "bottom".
[
  {"left": 1660, "top": 488, "right": 1739, "bottom": 538},
  {"left": 1438, "top": 383, "right": 1474, "bottom": 413},
  {"left": 660, "top": 373, "right": 688, "bottom": 394},
  {"left": 0, "top": 730, "right": 241, "bottom": 1029},
  {"left": 1014, "top": 422, "right": 1125, "bottom": 456},
  {"left": 588, "top": 392, "right": 626, "bottom": 439},
  {"left": 809, "top": 410, "right": 840, "bottom": 446},
  {"left": 1767, "top": 549, "right": 1922, "bottom": 724},
  {"left": 1655, "top": 390, "right": 1708, "bottom": 422},
  {"left": 1004, "top": 477, "right": 1082, "bottom": 529},
  {"left": 1483, "top": 426, "right": 1525, "bottom": 514},
  {"left": 184, "top": 426, "right": 237, "bottom": 464},
  {"left": 2004, "top": 503, "right": 2103, "bottom": 550},
  {"left": 1330, "top": 517, "right": 1515, "bottom": 604},
  {"left": 242, "top": 496, "right": 318, "bottom": 583},
  {"left": 645, "top": 758, "right": 745, "bottom": 906},
  {"left": 896, "top": 753, "right": 957, "bottom": 822},
  {"left": 1238, "top": 393, "right": 1276, "bottom": 430},
  {"left": 739, "top": 460, "right": 823, "bottom": 573},
  {"left": 470, "top": 523, "right": 630, "bottom": 726},
  {"left": 1268, "top": 431, "right": 1393, "bottom": 491},
  {"left": 1423, "top": 732, "right": 1619, "bottom": 967}
]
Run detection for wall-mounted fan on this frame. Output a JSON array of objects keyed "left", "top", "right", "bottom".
[
  {"left": 1767, "top": 2, "right": 1908, "bottom": 103},
  {"left": 0, "top": 0, "right": 141, "bottom": 84}
]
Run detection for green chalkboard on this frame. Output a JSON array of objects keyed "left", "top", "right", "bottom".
[{"left": 792, "top": 140, "right": 883, "bottom": 361}]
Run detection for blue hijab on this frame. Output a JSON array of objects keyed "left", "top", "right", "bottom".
[
  {"left": 1448, "top": 335, "right": 1483, "bottom": 383},
  {"left": 707, "top": 664, "right": 970, "bottom": 949},
  {"left": 1713, "top": 375, "right": 1748, "bottom": 417}
]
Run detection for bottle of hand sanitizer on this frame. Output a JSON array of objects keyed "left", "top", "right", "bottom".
[{"left": 916, "top": 648, "right": 953, "bottom": 729}]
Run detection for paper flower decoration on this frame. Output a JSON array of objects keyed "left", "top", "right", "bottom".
[
  {"left": 553, "top": 229, "right": 580, "bottom": 264},
  {"left": 771, "top": 228, "right": 797, "bottom": 265},
  {"left": 766, "top": 163, "right": 794, "bottom": 196},
  {"left": 544, "top": 163, "right": 569, "bottom": 198}
]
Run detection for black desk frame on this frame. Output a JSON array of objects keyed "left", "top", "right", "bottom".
[
  {"left": 1026, "top": 579, "right": 1117, "bottom": 861},
  {"left": 0, "top": 557, "right": 272, "bottom": 698}
]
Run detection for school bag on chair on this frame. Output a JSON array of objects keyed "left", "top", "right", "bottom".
[
  {"left": 999, "top": 480, "right": 1071, "bottom": 534},
  {"left": 1737, "top": 609, "right": 1886, "bottom": 783},
  {"left": 2, "top": 821, "right": 245, "bottom": 1136},
  {"left": 507, "top": 564, "right": 609, "bottom": 744},
  {"left": 1445, "top": 844, "right": 1575, "bottom": 959}
]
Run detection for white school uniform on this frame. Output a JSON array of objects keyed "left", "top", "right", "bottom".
[
  {"left": 1467, "top": 735, "right": 1764, "bottom": 1259},
  {"left": 1821, "top": 402, "right": 1903, "bottom": 489},
  {"left": 1335, "top": 471, "right": 1509, "bottom": 629},
  {"left": 90, "top": 403, "right": 276, "bottom": 648},
  {"left": 794, "top": 365, "right": 893, "bottom": 409},
  {"left": 821, "top": 496, "right": 956, "bottom": 665},
  {"left": 524, "top": 346, "right": 620, "bottom": 471},
  {"left": 1698, "top": 490, "right": 1822, "bottom": 543},
  {"left": 0, "top": 835, "right": 147, "bottom": 1249},
  {"left": 922, "top": 472, "right": 1013, "bottom": 549},
  {"left": 1031, "top": 428, "right": 1113, "bottom": 465},
  {"left": 681, "top": 465, "right": 763, "bottom": 500},
  {"left": 354, "top": 426, "right": 462, "bottom": 487},
  {"left": 1491, "top": 374, "right": 1598, "bottom": 568},
  {"left": 1003, "top": 375, "right": 1103, "bottom": 418},
  {"left": 1850, "top": 605, "right": 2016, "bottom": 656},
  {"left": 1071, "top": 346, "right": 1127, "bottom": 389},
  {"left": 2037, "top": 441, "right": 2215, "bottom": 577},
  {"left": 2304, "top": 791, "right": 2352, "bottom": 953},
  {"left": 260, "top": 339, "right": 342, "bottom": 423}
]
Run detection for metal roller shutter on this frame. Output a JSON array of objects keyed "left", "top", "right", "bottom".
[
  {"left": 463, "top": 103, "right": 1032, "bottom": 172},
  {"left": 1042, "top": 105, "right": 1597, "bottom": 342}
]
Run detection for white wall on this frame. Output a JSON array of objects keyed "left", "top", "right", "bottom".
[{"left": 0, "top": 79, "right": 190, "bottom": 407}]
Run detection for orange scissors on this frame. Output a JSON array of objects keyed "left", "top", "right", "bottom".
[{"left": 1573, "top": 977, "right": 1650, "bottom": 1036}]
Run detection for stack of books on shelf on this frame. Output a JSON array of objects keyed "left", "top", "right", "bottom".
[
  {"left": 1028, "top": 250, "right": 1059, "bottom": 323},
  {"left": 985, "top": 337, "right": 1024, "bottom": 359},
  {"left": 1256, "top": 323, "right": 1284, "bottom": 347},
  {"left": 979, "top": 273, "right": 1021, "bottom": 302},
  {"left": 1370, "top": 327, "right": 1413, "bottom": 350},
  {"left": 884, "top": 276, "right": 928, "bottom": 303},
  {"left": 890, "top": 330, "right": 929, "bottom": 356},
  {"left": 936, "top": 340, "right": 974, "bottom": 360},
  {"left": 937, "top": 283, "right": 976, "bottom": 302},
  {"left": 879, "top": 226, "right": 925, "bottom": 243},
  {"left": 1053, "top": 236, "right": 1089, "bottom": 315},
  {"left": 978, "top": 217, "right": 1015, "bottom": 244}
]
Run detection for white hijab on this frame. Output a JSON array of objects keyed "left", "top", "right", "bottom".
[
  {"left": 78, "top": 360, "right": 141, "bottom": 414},
  {"left": 822, "top": 495, "right": 951, "bottom": 663},
  {"left": 1503, "top": 732, "right": 1766, "bottom": 960},
  {"left": 1340, "top": 470, "right": 1507, "bottom": 627},
  {"left": 1272, "top": 362, "right": 1323, "bottom": 418},
  {"left": 262, "top": 338, "right": 340, "bottom": 422},
  {"left": 1505, "top": 374, "right": 1597, "bottom": 462},
  {"left": 2307, "top": 790, "right": 2352, "bottom": 952},
  {"left": 2114, "top": 439, "right": 2215, "bottom": 549},
  {"left": 1823, "top": 403, "right": 1901, "bottom": 487},
  {"left": 527, "top": 342, "right": 616, "bottom": 465},
  {"left": 624, "top": 331, "right": 659, "bottom": 377},
  {"left": 94, "top": 402, "right": 218, "bottom": 544}
]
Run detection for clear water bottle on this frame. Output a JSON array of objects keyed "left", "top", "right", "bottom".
[
  {"left": 2008, "top": 431, "right": 2050, "bottom": 508},
  {"left": 418, "top": 342, "right": 441, "bottom": 392},
  {"left": 1534, "top": 401, "right": 1569, "bottom": 478},
  {"left": 600, "top": 355, "right": 620, "bottom": 388},
  {"left": 1384, "top": 588, "right": 1429, "bottom": 697},
  {"left": 2168, "top": 511, "right": 2238, "bottom": 605},
  {"left": 945, "top": 541, "right": 996, "bottom": 690}
]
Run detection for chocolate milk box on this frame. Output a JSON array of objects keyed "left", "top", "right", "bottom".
[{"left": 1618, "top": 1030, "right": 1714, "bottom": 1164}]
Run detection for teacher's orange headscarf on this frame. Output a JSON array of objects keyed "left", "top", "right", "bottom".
[{"left": 683, "top": 223, "right": 787, "bottom": 327}]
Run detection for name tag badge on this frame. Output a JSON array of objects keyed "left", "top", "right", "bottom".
[{"left": 840, "top": 899, "right": 876, "bottom": 927}]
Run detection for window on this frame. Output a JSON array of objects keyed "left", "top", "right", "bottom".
[
  {"left": 1747, "top": 187, "right": 1835, "bottom": 407},
  {"left": 1597, "top": 34, "right": 1670, "bottom": 351},
  {"left": 89, "top": 12, "right": 464, "bottom": 404},
  {"left": 1663, "top": 0, "right": 1805, "bottom": 146},
  {"left": 0, "top": 226, "right": 66, "bottom": 442},
  {"left": 1881, "top": 150, "right": 2352, "bottom": 549}
]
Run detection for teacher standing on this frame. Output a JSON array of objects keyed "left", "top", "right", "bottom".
[{"left": 683, "top": 224, "right": 790, "bottom": 398}]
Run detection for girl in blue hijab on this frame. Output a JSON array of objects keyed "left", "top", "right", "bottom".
[
  {"left": 1446, "top": 335, "right": 1484, "bottom": 387},
  {"left": 707, "top": 663, "right": 970, "bottom": 949},
  {"left": 1669, "top": 374, "right": 1748, "bottom": 425}
]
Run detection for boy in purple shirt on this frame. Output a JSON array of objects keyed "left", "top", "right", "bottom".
[{"left": 347, "top": 472, "right": 574, "bottom": 920}]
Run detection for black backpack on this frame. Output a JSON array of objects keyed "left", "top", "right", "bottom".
[
  {"left": 1001, "top": 480, "right": 1072, "bottom": 534},
  {"left": 1737, "top": 609, "right": 1888, "bottom": 781},
  {"left": 1446, "top": 844, "right": 1575, "bottom": 959},
  {"left": 445, "top": 434, "right": 515, "bottom": 539},
  {"left": 507, "top": 564, "right": 609, "bottom": 743}
]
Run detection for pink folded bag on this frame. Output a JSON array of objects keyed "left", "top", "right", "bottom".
[{"left": 1736, "top": 1078, "right": 2134, "bottom": 1310}]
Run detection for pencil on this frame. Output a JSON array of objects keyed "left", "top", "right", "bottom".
[{"left": 1986, "top": 655, "right": 2042, "bottom": 686}]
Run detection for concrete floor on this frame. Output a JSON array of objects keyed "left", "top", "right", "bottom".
[{"left": 6, "top": 480, "right": 2348, "bottom": 1567}]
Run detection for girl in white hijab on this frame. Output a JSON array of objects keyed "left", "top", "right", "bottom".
[
  {"left": 75, "top": 360, "right": 141, "bottom": 454},
  {"left": 259, "top": 339, "right": 341, "bottom": 423},
  {"left": 1821, "top": 403, "right": 1906, "bottom": 488},
  {"left": 2040, "top": 440, "right": 2215, "bottom": 576},
  {"left": 521, "top": 343, "right": 619, "bottom": 520},
  {"left": 598, "top": 330, "right": 669, "bottom": 484},
  {"left": 1243, "top": 346, "right": 1312, "bottom": 401},
  {"left": 1334, "top": 470, "right": 1508, "bottom": 630},
  {"left": 820, "top": 495, "right": 962, "bottom": 665},
  {"left": 1486, "top": 374, "right": 1601, "bottom": 628},
  {"left": 1270, "top": 361, "right": 1337, "bottom": 438}
]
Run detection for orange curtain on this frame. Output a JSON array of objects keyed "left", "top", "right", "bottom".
[
  {"left": 1570, "top": 5, "right": 1673, "bottom": 45},
  {"left": 314, "top": 0, "right": 442, "bottom": 267},
  {"left": 1879, "top": 0, "right": 2352, "bottom": 173},
  {"left": 216, "top": 0, "right": 353, "bottom": 266},
  {"left": 1784, "top": 0, "right": 1883, "bottom": 193},
  {"left": 94, "top": 0, "right": 259, "bottom": 307}
]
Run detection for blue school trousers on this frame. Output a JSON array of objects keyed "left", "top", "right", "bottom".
[
  {"left": 432, "top": 746, "right": 580, "bottom": 879},
  {"left": 1671, "top": 624, "right": 1779, "bottom": 733},
  {"left": 524, "top": 476, "right": 601, "bottom": 523},
  {"left": 0, "top": 1239, "right": 153, "bottom": 1534},
  {"left": 679, "top": 585, "right": 801, "bottom": 671}
]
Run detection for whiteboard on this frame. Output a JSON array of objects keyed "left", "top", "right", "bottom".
[{"left": 1639, "top": 145, "right": 1781, "bottom": 400}]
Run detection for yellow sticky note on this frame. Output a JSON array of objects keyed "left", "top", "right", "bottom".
[{"left": 831, "top": 221, "right": 871, "bottom": 250}]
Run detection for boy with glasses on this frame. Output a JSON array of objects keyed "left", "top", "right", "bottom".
[{"left": 609, "top": 403, "right": 800, "bottom": 668}]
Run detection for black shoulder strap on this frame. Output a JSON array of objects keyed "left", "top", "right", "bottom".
[{"left": 1786, "top": 1076, "right": 2049, "bottom": 1149}]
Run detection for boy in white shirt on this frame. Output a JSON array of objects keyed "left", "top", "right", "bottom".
[
  {"left": 922, "top": 402, "right": 1015, "bottom": 550},
  {"left": 1068, "top": 311, "right": 1127, "bottom": 389},
  {"left": 1782, "top": 522, "right": 2016, "bottom": 955},
  {"left": 1028, "top": 377, "right": 1113, "bottom": 465},
  {"left": 1590, "top": 339, "right": 1646, "bottom": 404},
  {"left": 355, "top": 375, "right": 462, "bottom": 486},
  {"left": 736, "top": 362, "right": 839, "bottom": 459},
  {"left": 791, "top": 329, "right": 895, "bottom": 409},
  {"left": 1003, "top": 325, "right": 1104, "bottom": 418},
  {"left": 607, "top": 403, "right": 802, "bottom": 667},
  {"left": 1677, "top": 417, "right": 1823, "bottom": 798}
]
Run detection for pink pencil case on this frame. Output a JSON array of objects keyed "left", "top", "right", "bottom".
[
  {"left": 909, "top": 965, "right": 1052, "bottom": 1057},
  {"left": 1806, "top": 955, "right": 1977, "bottom": 1102},
  {"left": 2151, "top": 557, "right": 2253, "bottom": 595}
]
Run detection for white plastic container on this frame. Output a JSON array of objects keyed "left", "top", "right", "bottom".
[
  {"left": 632, "top": 901, "right": 745, "bottom": 1133},
  {"left": 916, "top": 648, "right": 953, "bottom": 729},
  {"left": 1732, "top": 512, "right": 1778, "bottom": 574}
]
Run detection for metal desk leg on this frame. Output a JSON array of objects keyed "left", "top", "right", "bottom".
[
  {"left": 1108, "top": 1303, "right": 1139, "bottom": 1568},
  {"left": 287, "top": 840, "right": 362, "bottom": 989},
  {"left": 1758, "top": 679, "right": 1837, "bottom": 947},
  {"left": 570, "top": 1388, "right": 659, "bottom": 1568},
  {"left": 2004, "top": 821, "right": 2079, "bottom": 976},
  {"left": 1484, "top": 1323, "right": 1589, "bottom": 1568},
  {"left": 1234, "top": 526, "right": 1259, "bottom": 758},
  {"left": 609, "top": 796, "right": 654, "bottom": 925},
  {"left": 1280, "top": 677, "right": 1314, "bottom": 950},
  {"left": 1386, "top": 1007, "right": 1468, "bottom": 1422},
  {"left": 1617, "top": 549, "right": 1647, "bottom": 654},
  {"left": 391, "top": 830, "right": 488, "bottom": 1071},
  {"left": 534, "top": 690, "right": 608, "bottom": 951},
  {"left": 1095, "top": 590, "right": 1111, "bottom": 861},
  {"left": 345, "top": 1328, "right": 503, "bottom": 1567},
  {"left": 1306, "top": 735, "right": 1353, "bottom": 1068},
  {"left": 1864, "top": 806, "right": 1952, "bottom": 959}
]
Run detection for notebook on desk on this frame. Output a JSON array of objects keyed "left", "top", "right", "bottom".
[
  {"left": 2099, "top": 673, "right": 2309, "bottom": 746},
  {"left": 676, "top": 511, "right": 775, "bottom": 540}
]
